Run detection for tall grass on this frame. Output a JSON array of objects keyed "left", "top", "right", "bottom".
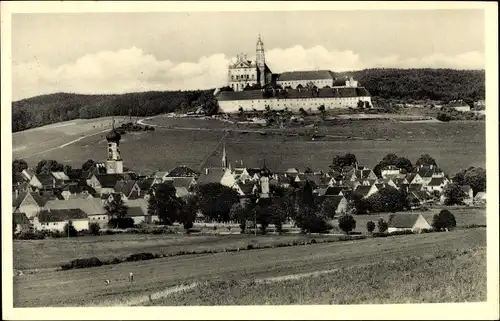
[{"left": 144, "top": 247, "right": 486, "bottom": 305}]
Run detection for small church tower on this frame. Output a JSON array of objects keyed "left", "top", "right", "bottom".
[
  {"left": 222, "top": 142, "right": 229, "bottom": 170},
  {"left": 105, "top": 119, "right": 123, "bottom": 174},
  {"left": 256, "top": 34, "right": 266, "bottom": 87}
]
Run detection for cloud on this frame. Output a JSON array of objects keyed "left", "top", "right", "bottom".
[{"left": 12, "top": 46, "right": 485, "bottom": 101}]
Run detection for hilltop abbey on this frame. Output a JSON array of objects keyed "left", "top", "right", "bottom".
[{"left": 216, "top": 35, "right": 372, "bottom": 113}]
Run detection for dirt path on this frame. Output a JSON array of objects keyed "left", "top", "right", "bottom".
[{"left": 32, "top": 129, "right": 110, "bottom": 157}]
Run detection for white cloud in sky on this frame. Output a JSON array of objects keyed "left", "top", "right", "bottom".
[{"left": 12, "top": 46, "right": 484, "bottom": 101}]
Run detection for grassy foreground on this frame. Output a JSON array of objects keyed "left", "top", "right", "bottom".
[{"left": 144, "top": 247, "right": 486, "bottom": 305}]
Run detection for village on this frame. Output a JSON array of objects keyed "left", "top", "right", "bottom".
[{"left": 11, "top": 119, "right": 486, "bottom": 237}]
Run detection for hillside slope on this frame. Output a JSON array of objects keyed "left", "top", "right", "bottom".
[{"left": 12, "top": 69, "right": 484, "bottom": 132}]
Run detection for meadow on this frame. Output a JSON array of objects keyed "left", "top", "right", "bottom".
[
  {"left": 13, "top": 228, "right": 486, "bottom": 307},
  {"left": 13, "top": 115, "right": 485, "bottom": 176},
  {"left": 146, "top": 247, "right": 486, "bottom": 305}
]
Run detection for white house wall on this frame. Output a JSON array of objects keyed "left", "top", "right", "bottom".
[{"left": 218, "top": 96, "right": 372, "bottom": 113}]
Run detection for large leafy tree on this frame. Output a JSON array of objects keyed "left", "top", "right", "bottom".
[
  {"left": 373, "top": 153, "right": 413, "bottom": 177},
  {"left": 196, "top": 183, "right": 240, "bottom": 222},
  {"left": 330, "top": 153, "right": 357, "bottom": 172},
  {"left": 148, "top": 182, "right": 183, "bottom": 225},
  {"left": 415, "top": 154, "right": 437, "bottom": 167},
  {"left": 181, "top": 195, "right": 199, "bottom": 230},
  {"left": 12, "top": 159, "right": 28, "bottom": 174},
  {"left": 366, "top": 187, "right": 409, "bottom": 213},
  {"left": 452, "top": 166, "right": 486, "bottom": 195},
  {"left": 432, "top": 210, "right": 456, "bottom": 231},
  {"left": 35, "top": 159, "right": 65, "bottom": 174},
  {"left": 105, "top": 197, "right": 129, "bottom": 228},
  {"left": 442, "top": 183, "right": 467, "bottom": 205},
  {"left": 338, "top": 214, "right": 356, "bottom": 235}
]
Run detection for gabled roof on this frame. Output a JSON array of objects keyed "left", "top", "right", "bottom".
[
  {"left": 168, "top": 177, "right": 195, "bottom": 190},
  {"left": 428, "top": 177, "right": 446, "bottom": 186},
  {"left": 38, "top": 209, "right": 88, "bottom": 223},
  {"left": 286, "top": 168, "right": 300, "bottom": 174},
  {"left": 411, "top": 190, "right": 432, "bottom": 201},
  {"left": 13, "top": 192, "right": 48, "bottom": 208},
  {"left": 197, "top": 168, "right": 227, "bottom": 185},
  {"left": 409, "top": 183, "right": 423, "bottom": 191},
  {"left": 278, "top": 70, "right": 335, "bottom": 81},
  {"left": 153, "top": 171, "right": 168, "bottom": 179},
  {"left": 388, "top": 213, "right": 425, "bottom": 228},
  {"left": 324, "top": 195, "right": 345, "bottom": 209},
  {"left": 354, "top": 185, "right": 373, "bottom": 197},
  {"left": 461, "top": 185, "right": 472, "bottom": 194},
  {"left": 314, "top": 188, "right": 328, "bottom": 196},
  {"left": 166, "top": 165, "right": 199, "bottom": 178},
  {"left": 45, "top": 198, "right": 106, "bottom": 215},
  {"left": 114, "top": 180, "right": 139, "bottom": 196},
  {"left": 474, "top": 192, "right": 486, "bottom": 199},
  {"left": 51, "top": 172, "right": 70, "bottom": 181},
  {"left": 34, "top": 174, "right": 59, "bottom": 186},
  {"left": 95, "top": 174, "right": 126, "bottom": 188},
  {"left": 137, "top": 177, "right": 155, "bottom": 191},
  {"left": 125, "top": 206, "right": 146, "bottom": 218},
  {"left": 125, "top": 198, "right": 148, "bottom": 214},
  {"left": 324, "top": 186, "right": 344, "bottom": 196}
]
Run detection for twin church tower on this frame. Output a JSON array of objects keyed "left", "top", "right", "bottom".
[{"left": 227, "top": 34, "right": 273, "bottom": 92}]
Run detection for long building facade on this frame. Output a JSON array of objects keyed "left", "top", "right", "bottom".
[{"left": 217, "top": 36, "right": 372, "bottom": 113}]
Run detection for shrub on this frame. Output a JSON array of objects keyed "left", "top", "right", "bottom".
[
  {"left": 15, "top": 230, "right": 45, "bottom": 240},
  {"left": 432, "top": 209, "right": 457, "bottom": 231},
  {"left": 63, "top": 221, "right": 78, "bottom": 237},
  {"left": 372, "top": 232, "right": 389, "bottom": 237},
  {"left": 111, "top": 257, "right": 123, "bottom": 264},
  {"left": 389, "top": 230, "right": 414, "bottom": 236},
  {"left": 366, "top": 221, "right": 375, "bottom": 233},
  {"left": 420, "top": 228, "right": 435, "bottom": 233},
  {"left": 62, "top": 257, "right": 102, "bottom": 270},
  {"left": 338, "top": 214, "right": 356, "bottom": 234},
  {"left": 377, "top": 218, "right": 388, "bottom": 233},
  {"left": 126, "top": 252, "right": 155, "bottom": 262}
]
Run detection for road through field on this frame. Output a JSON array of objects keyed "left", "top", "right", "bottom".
[{"left": 13, "top": 228, "right": 485, "bottom": 307}]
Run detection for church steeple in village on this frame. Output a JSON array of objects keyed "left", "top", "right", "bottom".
[
  {"left": 256, "top": 33, "right": 266, "bottom": 87},
  {"left": 105, "top": 117, "right": 123, "bottom": 174}
]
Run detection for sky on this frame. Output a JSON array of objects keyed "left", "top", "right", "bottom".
[{"left": 11, "top": 9, "right": 485, "bottom": 101}]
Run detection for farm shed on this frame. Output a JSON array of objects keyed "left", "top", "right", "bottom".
[
  {"left": 387, "top": 213, "right": 431, "bottom": 233},
  {"left": 34, "top": 209, "right": 89, "bottom": 232}
]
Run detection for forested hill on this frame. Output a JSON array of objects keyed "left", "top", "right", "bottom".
[
  {"left": 12, "top": 68, "right": 485, "bottom": 132},
  {"left": 12, "top": 90, "right": 218, "bottom": 132},
  {"left": 336, "top": 68, "right": 485, "bottom": 102}
]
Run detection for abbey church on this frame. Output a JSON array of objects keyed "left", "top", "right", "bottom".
[{"left": 216, "top": 35, "right": 372, "bottom": 113}]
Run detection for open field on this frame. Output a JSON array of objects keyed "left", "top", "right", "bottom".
[
  {"left": 13, "top": 207, "right": 485, "bottom": 271},
  {"left": 13, "top": 115, "right": 485, "bottom": 175},
  {"left": 13, "top": 234, "right": 340, "bottom": 270},
  {"left": 145, "top": 247, "right": 486, "bottom": 305},
  {"left": 13, "top": 228, "right": 485, "bottom": 307}
]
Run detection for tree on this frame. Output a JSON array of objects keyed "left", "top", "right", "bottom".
[
  {"left": 295, "top": 206, "right": 331, "bottom": 234},
  {"left": 415, "top": 154, "right": 437, "bottom": 167},
  {"left": 432, "top": 209, "right": 456, "bottom": 231},
  {"left": 89, "top": 222, "right": 101, "bottom": 236},
  {"left": 357, "top": 100, "right": 365, "bottom": 108},
  {"left": 299, "top": 180, "right": 315, "bottom": 209},
  {"left": 394, "top": 157, "right": 413, "bottom": 173},
  {"left": 12, "top": 159, "right": 28, "bottom": 174},
  {"left": 269, "top": 202, "right": 288, "bottom": 233},
  {"left": 299, "top": 108, "right": 308, "bottom": 116},
  {"left": 147, "top": 182, "right": 183, "bottom": 225},
  {"left": 64, "top": 220, "right": 78, "bottom": 237},
  {"left": 81, "top": 159, "right": 96, "bottom": 171},
  {"left": 181, "top": 195, "right": 198, "bottom": 230},
  {"left": 338, "top": 214, "right": 356, "bottom": 234},
  {"left": 349, "top": 191, "right": 371, "bottom": 214},
  {"left": 318, "top": 105, "right": 326, "bottom": 113},
  {"left": 330, "top": 153, "right": 357, "bottom": 172},
  {"left": 366, "top": 187, "right": 409, "bottom": 213},
  {"left": 364, "top": 101, "right": 371, "bottom": 109},
  {"left": 452, "top": 167, "right": 486, "bottom": 195},
  {"left": 442, "top": 183, "right": 466, "bottom": 205},
  {"left": 229, "top": 202, "right": 249, "bottom": 233},
  {"left": 196, "top": 183, "right": 240, "bottom": 222},
  {"left": 105, "top": 198, "right": 129, "bottom": 228},
  {"left": 366, "top": 221, "right": 375, "bottom": 234},
  {"left": 35, "top": 159, "right": 64, "bottom": 174},
  {"left": 377, "top": 218, "right": 388, "bottom": 233},
  {"left": 319, "top": 198, "right": 340, "bottom": 219}
]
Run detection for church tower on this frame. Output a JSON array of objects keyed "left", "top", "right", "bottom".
[
  {"left": 256, "top": 34, "right": 266, "bottom": 87},
  {"left": 105, "top": 119, "right": 123, "bottom": 174}
]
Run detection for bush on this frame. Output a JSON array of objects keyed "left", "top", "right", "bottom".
[
  {"left": 247, "top": 244, "right": 254, "bottom": 250},
  {"left": 432, "top": 209, "right": 457, "bottom": 231},
  {"left": 366, "top": 221, "right": 375, "bottom": 233},
  {"left": 63, "top": 221, "right": 78, "bottom": 237},
  {"left": 15, "top": 230, "right": 45, "bottom": 240},
  {"left": 389, "top": 230, "right": 414, "bottom": 236},
  {"left": 372, "top": 232, "right": 389, "bottom": 237},
  {"left": 126, "top": 252, "right": 155, "bottom": 262},
  {"left": 61, "top": 257, "right": 102, "bottom": 270},
  {"left": 338, "top": 214, "right": 356, "bottom": 234},
  {"left": 377, "top": 218, "right": 388, "bottom": 233}
]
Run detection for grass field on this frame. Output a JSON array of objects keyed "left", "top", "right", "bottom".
[
  {"left": 13, "top": 228, "right": 486, "bottom": 307},
  {"left": 145, "top": 247, "right": 486, "bottom": 305},
  {"left": 13, "top": 234, "right": 341, "bottom": 270},
  {"left": 13, "top": 115, "right": 485, "bottom": 175},
  {"left": 13, "top": 208, "right": 485, "bottom": 271}
]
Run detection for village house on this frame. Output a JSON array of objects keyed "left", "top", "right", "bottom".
[
  {"left": 197, "top": 167, "right": 238, "bottom": 189},
  {"left": 124, "top": 206, "right": 148, "bottom": 225},
  {"left": 29, "top": 173, "right": 64, "bottom": 190},
  {"left": 387, "top": 213, "right": 432, "bottom": 233},
  {"left": 114, "top": 180, "right": 141, "bottom": 200},
  {"left": 33, "top": 208, "right": 89, "bottom": 232},
  {"left": 12, "top": 191, "right": 48, "bottom": 219},
  {"left": 152, "top": 171, "right": 169, "bottom": 185},
  {"left": 45, "top": 198, "right": 108, "bottom": 227},
  {"left": 380, "top": 165, "right": 402, "bottom": 179},
  {"left": 59, "top": 185, "right": 96, "bottom": 200},
  {"left": 425, "top": 177, "right": 449, "bottom": 194},
  {"left": 354, "top": 184, "right": 379, "bottom": 199},
  {"left": 164, "top": 165, "right": 199, "bottom": 179},
  {"left": 474, "top": 192, "right": 486, "bottom": 205}
]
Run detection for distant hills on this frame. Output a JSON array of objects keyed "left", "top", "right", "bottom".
[{"left": 12, "top": 68, "right": 484, "bottom": 132}]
